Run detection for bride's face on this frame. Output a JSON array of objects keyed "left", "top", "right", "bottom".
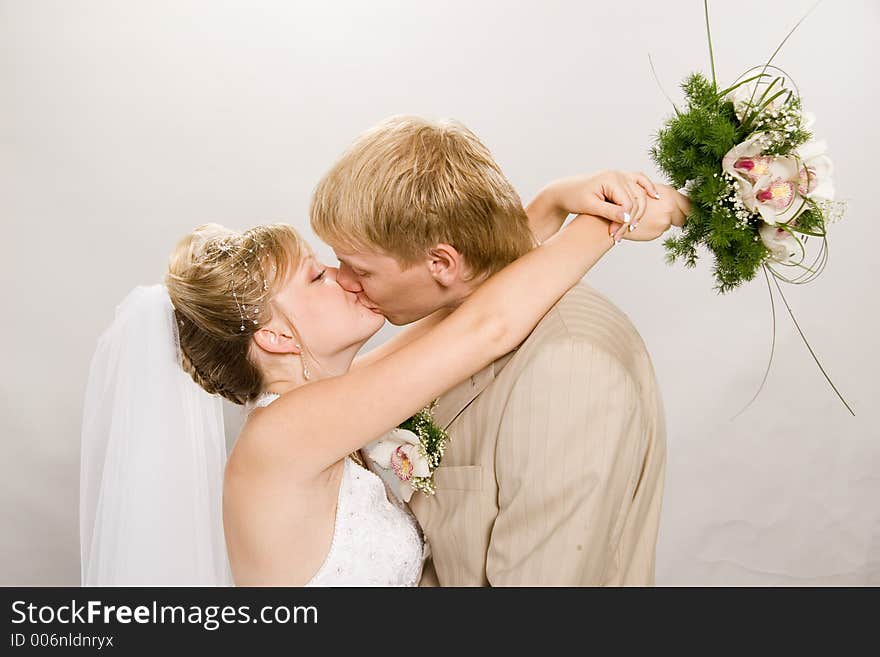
[{"left": 269, "top": 250, "right": 386, "bottom": 366}]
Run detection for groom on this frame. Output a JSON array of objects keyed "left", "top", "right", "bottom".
[{"left": 310, "top": 116, "right": 687, "bottom": 586}]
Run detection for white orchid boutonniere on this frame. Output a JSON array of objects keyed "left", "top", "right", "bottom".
[{"left": 363, "top": 401, "right": 449, "bottom": 502}]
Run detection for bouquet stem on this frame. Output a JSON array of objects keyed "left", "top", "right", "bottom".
[{"left": 769, "top": 267, "right": 855, "bottom": 416}]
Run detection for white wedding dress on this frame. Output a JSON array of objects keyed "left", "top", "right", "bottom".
[{"left": 252, "top": 393, "right": 426, "bottom": 586}]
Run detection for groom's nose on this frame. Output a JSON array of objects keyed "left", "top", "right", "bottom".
[{"left": 336, "top": 262, "right": 363, "bottom": 293}]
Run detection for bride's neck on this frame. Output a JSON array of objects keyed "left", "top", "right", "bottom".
[{"left": 260, "top": 344, "right": 360, "bottom": 396}]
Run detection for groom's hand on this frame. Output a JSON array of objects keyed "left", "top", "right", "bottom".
[{"left": 525, "top": 171, "right": 660, "bottom": 243}]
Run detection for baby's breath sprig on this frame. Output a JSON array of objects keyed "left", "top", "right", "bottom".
[{"left": 398, "top": 400, "right": 449, "bottom": 496}]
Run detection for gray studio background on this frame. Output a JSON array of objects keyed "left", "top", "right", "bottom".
[{"left": 2, "top": 0, "right": 878, "bottom": 585}]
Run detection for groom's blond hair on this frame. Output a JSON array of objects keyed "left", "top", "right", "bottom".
[{"left": 310, "top": 115, "right": 536, "bottom": 279}]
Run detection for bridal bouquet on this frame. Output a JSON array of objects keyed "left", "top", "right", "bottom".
[{"left": 650, "top": 2, "right": 853, "bottom": 415}]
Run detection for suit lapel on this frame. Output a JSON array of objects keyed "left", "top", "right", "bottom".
[
  {"left": 433, "top": 350, "right": 518, "bottom": 430},
  {"left": 433, "top": 365, "right": 494, "bottom": 430}
]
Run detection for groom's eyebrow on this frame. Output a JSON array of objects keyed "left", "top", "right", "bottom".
[{"left": 334, "top": 253, "right": 370, "bottom": 274}]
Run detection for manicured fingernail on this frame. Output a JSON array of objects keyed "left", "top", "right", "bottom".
[
  {"left": 653, "top": 192, "right": 662, "bottom": 199},
  {"left": 623, "top": 212, "right": 631, "bottom": 223},
  {"left": 629, "top": 222, "right": 637, "bottom": 231}
]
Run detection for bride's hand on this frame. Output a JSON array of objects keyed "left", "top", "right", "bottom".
[
  {"left": 525, "top": 170, "right": 660, "bottom": 243},
  {"left": 611, "top": 184, "right": 690, "bottom": 243}
]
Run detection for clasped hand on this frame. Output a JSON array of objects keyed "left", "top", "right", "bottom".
[{"left": 526, "top": 171, "right": 691, "bottom": 244}]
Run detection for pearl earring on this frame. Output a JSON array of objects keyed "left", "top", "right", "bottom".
[{"left": 295, "top": 343, "right": 310, "bottom": 381}]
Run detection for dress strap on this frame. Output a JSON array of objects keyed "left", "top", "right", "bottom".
[{"left": 245, "top": 391, "right": 280, "bottom": 413}]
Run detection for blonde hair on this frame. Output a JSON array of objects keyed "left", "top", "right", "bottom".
[
  {"left": 165, "top": 223, "right": 307, "bottom": 405},
  {"left": 310, "top": 115, "right": 536, "bottom": 279}
]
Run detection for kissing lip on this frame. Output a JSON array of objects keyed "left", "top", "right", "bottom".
[{"left": 356, "top": 295, "right": 381, "bottom": 313}]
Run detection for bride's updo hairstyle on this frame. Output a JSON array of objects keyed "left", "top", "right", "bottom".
[{"left": 165, "top": 223, "right": 306, "bottom": 405}]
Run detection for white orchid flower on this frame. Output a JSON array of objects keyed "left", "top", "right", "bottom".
[
  {"left": 794, "top": 139, "right": 834, "bottom": 201},
  {"left": 362, "top": 428, "right": 430, "bottom": 503},
  {"left": 727, "top": 81, "right": 786, "bottom": 122},
  {"left": 722, "top": 136, "right": 834, "bottom": 226},
  {"left": 722, "top": 133, "right": 766, "bottom": 211},
  {"left": 759, "top": 222, "right": 802, "bottom": 264}
]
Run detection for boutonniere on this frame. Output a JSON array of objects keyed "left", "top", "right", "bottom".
[{"left": 362, "top": 400, "right": 449, "bottom": 502}]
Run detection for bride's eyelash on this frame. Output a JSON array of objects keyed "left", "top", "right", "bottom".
[{"left": 311, "top": 269, "right": 326, "bottom": 283}]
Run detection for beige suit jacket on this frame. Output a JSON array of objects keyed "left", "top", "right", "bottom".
[{"left": 409, "top": 282, "right": 666, "bottom": 586}]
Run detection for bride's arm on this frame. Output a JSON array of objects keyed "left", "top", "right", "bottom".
[
  {"left": 526, "top": 171, "right": 660, "bottom": 243},
  {"left": 349, "top": 308, "right": 451, "bottom": 371},
  {"left": 249, "top": 213, "right": 647, "bottom": 476}
]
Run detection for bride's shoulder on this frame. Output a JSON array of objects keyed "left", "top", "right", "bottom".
[{"left": 228, "top": 393, "right": 322, "bottom": 480}]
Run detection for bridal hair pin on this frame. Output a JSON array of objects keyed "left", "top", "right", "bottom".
[{"left": 211, "top": 235, "right": 271, "bottom": 333}]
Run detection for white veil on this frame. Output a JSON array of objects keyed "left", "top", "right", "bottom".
[{"left": 80, "top": 284, "right": 233, "bottom": 585}]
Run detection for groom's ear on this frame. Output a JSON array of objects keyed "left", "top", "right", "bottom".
[
  {"left": 252, "top": 327, "right": 301, "bottom": 355},
  {"left": 426, "top": 243, "right": 467, "bottom": 287}
]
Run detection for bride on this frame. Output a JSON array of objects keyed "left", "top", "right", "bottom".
[{"left": 81, "top": 172, "right": 684, "bottom": 586}]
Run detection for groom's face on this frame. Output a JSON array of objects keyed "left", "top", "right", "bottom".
[{"left": 331, "top": 247, "right": 448, "bottom": 326}]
